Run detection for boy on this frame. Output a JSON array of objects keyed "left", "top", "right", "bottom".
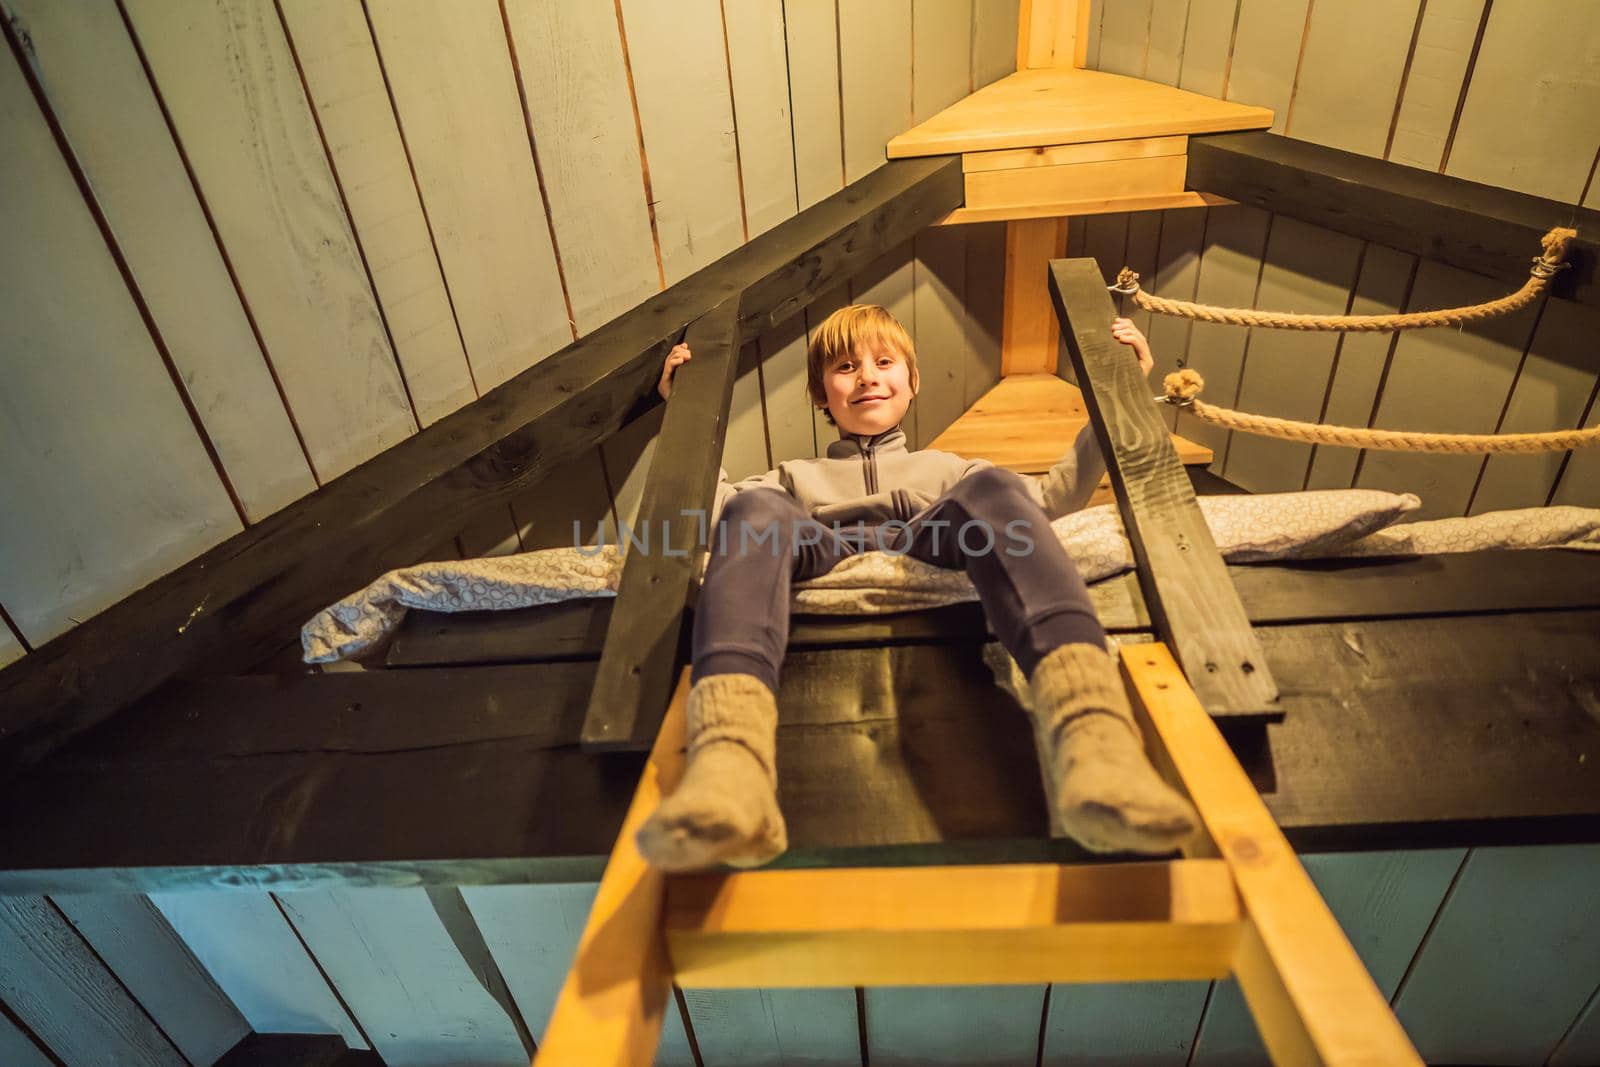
[{"left": 637, "top": 305, "right": 1196, "bottom": 871}]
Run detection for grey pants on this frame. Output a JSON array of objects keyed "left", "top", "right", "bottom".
[{"left": 692, "top": 466, "right": 1107, "bottom": 693}]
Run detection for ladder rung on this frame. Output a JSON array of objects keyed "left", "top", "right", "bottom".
[{"left": 665, "top": 859, "right": 1241, "bottom": 988}]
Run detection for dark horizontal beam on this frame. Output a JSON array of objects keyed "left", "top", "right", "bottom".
[
  {"left": 380, "top": 549, "right": 1600, "bottom": 668},
  {"left": 0, "top": 155, "right": 964, "bottom": 777},
  {"left": 1187, "top": 131, "right": 1600, "bottom": 309},
  {"left": 3, "top": 608, "right": 1597, "bottom": 894}
]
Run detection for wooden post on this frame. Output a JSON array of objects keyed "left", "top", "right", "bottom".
[
  {"left": 1000, "top": 217, "right": 1068, "bottom": 375},
  {"left": 582, "top": 298, "right": 743, "bottom": 751},
  {"left": 1122, "top": 644, "right": 1424, "bottom": 1066},
  {"left": 536, "top": 670, "right": 691, "bottom": 1067},
  {"left": 1016, "top": 0, "right": 1091, "bottom": 70},
  {"left": 1049, "top": 257, "right": 1280, "bottom": 719}
]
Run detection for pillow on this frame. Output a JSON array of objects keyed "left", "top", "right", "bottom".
[
  {"left": 1336, "top": 505, "right": 1600, "bottom": 556},
  {"left": 1197, "top": 489, "right": 1421, "bottom": 561}
]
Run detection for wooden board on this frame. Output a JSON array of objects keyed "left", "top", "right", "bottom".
[
  {"left": 1189, "top": 848, "right": 1466, "bottom": 1064},
  {"left": 1043, "top": 980, "right": 1210, "bottom": 1064},
  {"left": 1221, "top": 218, "right": 1363, "bottom": 492},
  {"left": 583, "top": 300, "right": 743, "bottom": 750},
  {"left": 938, "top": 190, "right": 1226, "bottom": 225},
  {"left": 1051, "top": 258, "right": 1279, "bottom": 718},
  {"left": 501, "top": 0, "right": 661, "bottom": 333},
  {"left": 1356, "top": 263, "right": 1538, "bottom": 519},
  {"left": 912, "top": 225, "right": 971, "bottom": 443},
  {"left": 926, "top": 373, "right": 1211, "bottom": 477},
  {"left": 1224, "top": 0, "right": 1310, "bottom": 136},
  {"left": 683, "top": 986, "right": 860, "bottom": 1066},
  {"left": 1551, "top": 399, "right": 1600, "bottom": 508},
  {"left": 888, "top": 66, "right": 1271, "bottom": 157},
  {"left": 1552, "top": 982, "right": 1600, "bottom": 1067},
  {"left": 1184, "top": 132, "right": 1600, "bottom": 311},
  {"left": 756, "top": 309, "right": 818, "bottom": 463},
  {"left": 53, "top": 893, "right": 250, "bottom": 1065},
  {"left": 839, "top": 0, "right": 913, "bottom": 183},
  {"left": 1018, "top": 0, "right": 1087, "bottom": 69},
  {"left": 0, "top": 1010, "right": 52, "bottom": 1067},
  {"left": 1095, "top": 0, "right": 1155, "bottom": 78},
  {"left": 1470, "top": 297, "right": 1600, "bottom": 512},
  {"left": 1303, "top": 245, "right": 1416, "bottom": 490},
  {"left": 619, "top": 0, "right": 745, "bottom": 284},
  {"left": 1386, "top": 0, "right": 1488, "bottom": 170},
  {"left": 962, "top": 222, "right": 1007, "bottom": 408},
  {"left": 276, "top": 0, "right": 478, "bottom": 428},
  {"left": 913, "top": 0, "right": 972, "bottom": 130},
  {"left": 9, "top": 0, "right": 316, "bottom": 518},
  {"left": 120, "top": 0, "right": 416, "bottom": 479},
  {"left": 1173, "top": 205, "right": 1271, "bottom": 466},
  {"left": 1285, "top": 0, "right": 1422, "bottom": 157},
  {"left": 1001, "top": 216, "right": 1067, "bottom": 375},
  {"left": 1141, "top": 207, "right": 1207, "bottom": 430},
  {"left": 0, "top": 896, "right": 183, "bottom": 1066},
  {"left": 965, "top": 154, "right": 1187, "bottom": 210},
  {"left": 973, "top": 0, "right": 1022, "bottom": 89},
  {"left": 150, "top": 892, "right": 369, "bottom": 1048},
  {"left": 721, "top": 339, "right": 772, "bottom": 480},
  {"left": 1444, "top": 1, "right": 1600, "bottom": 202},
  {"left": 6, "top": 606, "right": 1600, "bottom": 893},
  {"left": 0, "top": 154, "right": 962, "bottom": 775},
  {"left": 1123, "top": 643, "right": 1424, "bottom": 1067},
  {"left": 363, "top": 0, "right": 573, "bottom": 389},
  {"left": 963, "top": 135, "right": 1188, "bottom": 173},
  {"left": 1393, "top": 844, "right": 1600, "bottom": 1065},
  {"left": 723, "top": 0, "right": 800, "bottom": 238},
  {"left": 867, "top": 984, "right": 1047, "bottom": 1066},
  {"left": 781, "top": 0, "right": 845, "bottom": 211},
  {"left": 0, "top": 627, "right": 23, "bottom": 671},
  {"left": 0, "top": 37, "right": 243, "bottom": 645},
  {"left": 1177, "top": 0, "right": 1241, "bottom": 98},
  {"left": 277, "top": 888, "right": 530, "bottom": 1066}
]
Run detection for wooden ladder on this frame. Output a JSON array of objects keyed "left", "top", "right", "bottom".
[{"left": 533, "top": 644, "right": 1423, "bottom": 1066}]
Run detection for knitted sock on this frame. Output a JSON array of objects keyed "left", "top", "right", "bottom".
[
  {"left": 635, "top": 673, "right": 788, "bottom": 872},
  {"left": 1027, "top": 643, "right": 1199, "bottom": 854}
]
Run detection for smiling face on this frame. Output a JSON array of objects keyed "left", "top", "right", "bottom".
[
  {"left": 806, "top": 304, "right": 921, "bottom": 436},
  {"left": 824, "top": 341, "right": 916, "bottom": 435}
]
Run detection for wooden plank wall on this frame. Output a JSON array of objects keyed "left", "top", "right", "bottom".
[
  {"left": 1077, "top": 0, "right": 1600, "bottom": 518},
  {"left": 0, "top": 0, "right": 1010, "bottom": 664},
  {"left": 10, "top": 844, "right": 1597, "bottom": 1064}
]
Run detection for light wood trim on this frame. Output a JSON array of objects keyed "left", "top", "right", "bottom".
[
  {"left": 936, "top": 192, "right": 1235, "bottom": 227},
  {"left": 966, "top": 156, "right": 1187, "bottom": 211},
  {"left": 963, "top": 136, "right": 1188, "bottom": 173},
  {"left": 1017, "top": 0, "right": 1088, "bottom": 70},
  {"left": 1121, "top": 645, "right": 1425, "bottom": 1067},
  {"left": 1001, "top": 217, "right": 1068, "bottom": 375},
  {"left": 665, "top": 860, "right": 1241, "bottom": 988},
  {"left": 887, "top": 67, "right": 1273, "bottom": 159},
  {"left": 533, "top": 670, "right": 692, "bottom": 1066}
]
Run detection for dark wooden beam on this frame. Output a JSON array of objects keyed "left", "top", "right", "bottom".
[
  {"left": 582, "top": 299, "right": 743, "bottom": 751},
  {"left": 215, "top": 1034, "right": 380, "bottom": 1066},
  {"left": 3, "top": 609, "right": 1598, "bottom": 894},
  {"left": 1187, "top": 131, "right": 1600, "bottom": 311},
  {"left": 1049, "top": 257, "right": 1280, "bottom": 719},
  {"left": 381, "top": 550, "right": 1600, "bottom": 669},
  {"left": 0, "top": 155, "right": 963, "bottom": 776}
]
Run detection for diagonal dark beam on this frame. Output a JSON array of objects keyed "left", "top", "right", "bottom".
[
  {"left": 0, "top": 155, "right": 962, "bottom": 776},
  {"left": 425, "top": 887, "right": 536, "bottom": 1058},
  {"left": 1187, "top": 131, "right": 1600, "bottom": 312},
  {"left": 1048, "top": 257, "right": 1280, "bottom": 720},
  {"left": 582, "top": 298, "right": 744, "bottom": 751}
]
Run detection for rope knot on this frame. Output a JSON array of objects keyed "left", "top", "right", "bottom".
[
  {"left": 1109, "top": 268, "right": 1141, "bottom": 296},
  {"left": 1531, "top": 226, "right": 1578, "bottom": 280},
  {"left": 1162, "top": 369, "right": 1204, "bottom": 406}
]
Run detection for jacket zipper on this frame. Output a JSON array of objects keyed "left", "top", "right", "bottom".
[{"left": 862, "top": 440, "right": 878, "bottom": 495}]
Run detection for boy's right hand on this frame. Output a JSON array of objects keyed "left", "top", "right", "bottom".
[{"left": 659, "top": 342, "right": 691, "bottom": 400}]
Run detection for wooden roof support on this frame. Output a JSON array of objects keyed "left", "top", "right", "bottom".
[
  {"left": 582, "top": 298, "right": 742, "bottom": 751},
  {"left": 1049, "top": 257, "right": 1280, "bottom": 720},
  {"left": 1187, "top": 132, "right": 1600, "bottom": 311},
  {"left": 0, "top": 154, "right": 962, "bottom": 777}
]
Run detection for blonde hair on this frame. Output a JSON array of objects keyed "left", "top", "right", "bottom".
[{"left": 806, "top": 304, "right": 920, "bottom": 424}]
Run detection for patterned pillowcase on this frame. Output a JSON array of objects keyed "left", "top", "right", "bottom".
[
  {"left": 1336, "top": 505, "right": 1600, "bottom": 556},
  {"left": 1196, "top": 489, "right": 1421, "bottom": 561}
]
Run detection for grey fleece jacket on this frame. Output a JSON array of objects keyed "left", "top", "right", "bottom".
[{"left": 710, "top": 421, "right": 1106, "bottom": 528}]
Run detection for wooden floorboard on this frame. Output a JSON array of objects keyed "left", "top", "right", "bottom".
[{"left": 1, "top": 610, "right": 1597, "bottom": 893}]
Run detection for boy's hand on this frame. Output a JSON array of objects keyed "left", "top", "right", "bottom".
[
  {"left": 1111, "top": 318, "right": 1154, "bottom": 378},
  {"left": 659, "top": 342, "right": 691, "bottom": 400}
]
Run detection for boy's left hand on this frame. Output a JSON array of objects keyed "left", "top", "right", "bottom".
[{"left": 1111, "top": 317, "right": 1154, "bottom": 378}]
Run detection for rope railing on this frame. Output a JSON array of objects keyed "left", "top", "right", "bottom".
[
  {"left": 1116, "top": 227, "right": 1576, "bottom": 332},
  {"left": 1160, "top": 369, "right": 1600, "bottom": 454}
]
